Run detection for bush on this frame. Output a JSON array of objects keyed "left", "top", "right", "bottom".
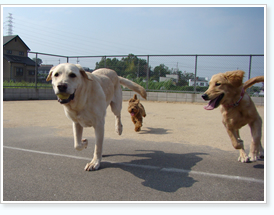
[{"left": 3, "top": 80, "right": 52, "bottom": 88}]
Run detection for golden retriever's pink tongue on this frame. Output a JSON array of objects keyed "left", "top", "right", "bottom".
[{"left": 204, "top": 98, "right": 217, "bottom": 110}]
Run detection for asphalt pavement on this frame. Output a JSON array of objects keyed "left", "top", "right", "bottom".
[{"left": 2, "top": 126, "right": 264, "bottom": 202}]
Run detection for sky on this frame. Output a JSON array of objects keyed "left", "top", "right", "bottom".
[
  {"left": 2, "top": 5, "right": 265, "bottom": 79},
  {"left": 2, "top": 6, "right": 265, "bottom": 57}
]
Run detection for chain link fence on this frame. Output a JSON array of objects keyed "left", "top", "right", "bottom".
[{"left": 3, "top": 52, "right": 264, "bottom": 95}]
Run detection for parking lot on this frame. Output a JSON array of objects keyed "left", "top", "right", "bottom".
[{"left": 2, "top": 100, "right": 265, "bottom": 202}]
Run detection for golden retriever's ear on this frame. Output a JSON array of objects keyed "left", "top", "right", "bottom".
[
  {"left": 75, "top": 64, "right": 92, "bottom": 81},
  {"left": 46, "top": 66, "right": 56, "bottom": 81},
  {"left": 224, "top": 70, "right": 245, "bottom": 87}
]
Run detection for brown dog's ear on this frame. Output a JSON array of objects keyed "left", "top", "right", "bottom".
[
  {"left": 224, "top": 70, "right": 245, "bottom": 87},
  {"left": 133, "top": 94, "right": 137, "bottom": 100},
  {"left": 46, "top": 66, "right": 56, "bottom": 81},
  {"left": 75, "top": 64, "right": 92, "bottom": 81}
]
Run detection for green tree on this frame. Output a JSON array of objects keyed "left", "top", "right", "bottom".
[
  {"left": 177, "top": 71, "right": 195, "bottom": 86},
  {"left": 95, "top": 54, "right": 149, "bottom": 78},
  {"left": 32, "top": 57, "right": 43, "bottom": 65},
  {"left": 152, "top": 64, "right": 170, "bottom": 81}
]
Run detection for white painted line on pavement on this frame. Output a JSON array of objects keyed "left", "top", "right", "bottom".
[{"left": 3, "top": 146, "right": 264, "bottom": 184}]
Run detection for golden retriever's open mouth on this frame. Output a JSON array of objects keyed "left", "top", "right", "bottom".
[
  {"left": 57, "top": 92, "right": 75, "bottom": 104},
  {"left": 203, "top": 93, "right": 224, "bottom": 110}
]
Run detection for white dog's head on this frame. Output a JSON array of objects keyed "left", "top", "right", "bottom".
[{"left": 46, "top": 63, "right": 92, "bottom": 104}]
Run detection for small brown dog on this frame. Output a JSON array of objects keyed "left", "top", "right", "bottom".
[
  {"left": 202, "top": 70, "right": 264, "bottom": 163},
  {"left": 128, "top": 94, "right": 146, "bottom": 132}
]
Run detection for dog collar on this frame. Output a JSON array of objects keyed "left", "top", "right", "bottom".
[{"left": 224, "top": 88, "right": 245, "bottom": 108}]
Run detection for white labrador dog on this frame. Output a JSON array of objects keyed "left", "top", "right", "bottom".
[{"left": 46, "top": 63, "right": 147, "bottom": 171}]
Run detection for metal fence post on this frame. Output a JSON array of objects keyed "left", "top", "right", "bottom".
[
  {"left": 137, "top": 59, "right": 140, "bottom": 78},
  {"left": 247, "top": 55, "right": 253, "bottom": 94},
  {"left": 248, "top": 55, "right": 252, "bottom": 80},
  {"left": 67, "top": 57, "right": 69, "bottom": 63},
  {"left": 35, "top": 53, "right": 38, "bottom": 89},
  {"left": 146, "top": 55, "right": 150, "bottom": 90},
  {"left": 193, "top": 55, "right": 198, "bottom": 93}
]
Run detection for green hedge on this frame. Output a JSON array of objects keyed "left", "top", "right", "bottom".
[{"left": 3, "top": 81, "right": 52, "bottom": 88}]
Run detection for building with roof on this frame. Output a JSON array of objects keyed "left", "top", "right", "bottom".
[
  {"left": 3, "top": 35, "right": 38, "bottom": 82},
  {"left": 189, "top": 77, "right": 209, "bottom": 87},
  {"left": 159, "top": 74, "right": 179, "bottom": 83},
  {"left": 38, "top": 64, "right": 54, "bottom": 83}
]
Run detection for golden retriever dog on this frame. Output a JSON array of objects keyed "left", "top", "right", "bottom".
[
  {"left": 201, "top": 70, "right": 264, "bottom": 163},
  {"left": 46, "top": 63, "right": 147, "bottom": 171},
  {"left": 128, "top": 94, "right": 146, "bottom": 132}
]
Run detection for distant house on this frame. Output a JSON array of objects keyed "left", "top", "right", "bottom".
[
  {"left": 3, "top": 35, "right": 38, "bottom": 82},
  {"left": 38, "top": 64, "right": 54, "bottom": 82},
  {"left": 159, "top": 74, "right": 179, "bottom": 83},
  {"left": 189, "top": 77, "right": 209, "bottom": 87}
]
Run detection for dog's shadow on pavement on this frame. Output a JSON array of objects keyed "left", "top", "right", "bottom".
[
  {"left": 138, "top": 127, "right": 171, "bottom": 135},
  {"left": 102, "top": 150, "right": 207, "bottom": 193}
]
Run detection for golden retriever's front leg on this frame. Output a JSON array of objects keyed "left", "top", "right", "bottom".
[
  {"left": 226, "top": 128, "right": 249, "bottom": 163},
  {"left": 249, "top": 118, "right": 264, "bottom": 161},
  {"left": 73, "top": 122, "right": 88, "bottom": 151},
  {"left": 84, "top": 121, "right": 104, "bottom": 171}
]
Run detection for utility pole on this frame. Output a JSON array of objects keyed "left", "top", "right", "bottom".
[{"left": 7, "top": 13, "right": 14, "bottom": 35}]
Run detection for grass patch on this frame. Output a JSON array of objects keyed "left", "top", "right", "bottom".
[{"left": 3, "top": 81, "right": 52, "bottom": 88}]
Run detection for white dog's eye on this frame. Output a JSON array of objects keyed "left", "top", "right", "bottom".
[
  {"left": 54, "top": 73, "right": 59, "bottom": 77},
  {"left": 69, "top": 73, "right": 77, "bottom": 78}
]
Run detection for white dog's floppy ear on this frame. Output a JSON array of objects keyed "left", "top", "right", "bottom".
[
  {"left": 75, "top": 64, "right": 92, "bottom": 81},
  {"left": 46, "top": 66, "right": 56, "bottom": 81}
]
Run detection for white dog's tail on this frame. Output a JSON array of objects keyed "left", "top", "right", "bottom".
[{"left": 119, "top": 77, "right": 147, "bottom": 99}]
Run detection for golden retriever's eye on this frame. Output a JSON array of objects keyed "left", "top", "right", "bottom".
[
  {"left": 215, "top": 82, "right": 221, "bottom": 86},
  {"left": 69, "top": 73, "right": 77, "bottom": 78},
  {"left": 54, "top": 73, "right": 59, "bottom": 77}
]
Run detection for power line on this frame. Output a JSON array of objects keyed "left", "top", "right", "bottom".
[{"left": 7, "top": 14, "right": 163, "bottom": 55}]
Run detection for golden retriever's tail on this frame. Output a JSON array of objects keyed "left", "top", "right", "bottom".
[
  {"left": 119, "top": 77, "right": 147, "bottom": 99},
  {"left": 243, "top": 76, "right": 264, "bottom": 90}
]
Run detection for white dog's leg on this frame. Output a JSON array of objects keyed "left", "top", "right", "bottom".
[
  {"left": 110, "top": 100, "right": 123, "bottom": 135},
  {"left": 73, "top": 122, "right": 88, "bottom": 151},
  {"left": 84, "top": 121, "right": 104, "bottom": 171},
  {"left": 115, "top": 115, "right": 123, "bottom": 135}
]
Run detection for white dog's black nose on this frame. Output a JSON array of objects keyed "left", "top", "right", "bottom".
[{"left": 57, "top": 84, "right": 68, "bottom": 92}]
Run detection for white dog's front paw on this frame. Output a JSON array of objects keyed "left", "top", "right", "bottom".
[
  {"left": 75, "top": 139, "right": 88, "bottom": 151},
  {"left": 84, "top": 158, "right": 101, "bottom": 171}
]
